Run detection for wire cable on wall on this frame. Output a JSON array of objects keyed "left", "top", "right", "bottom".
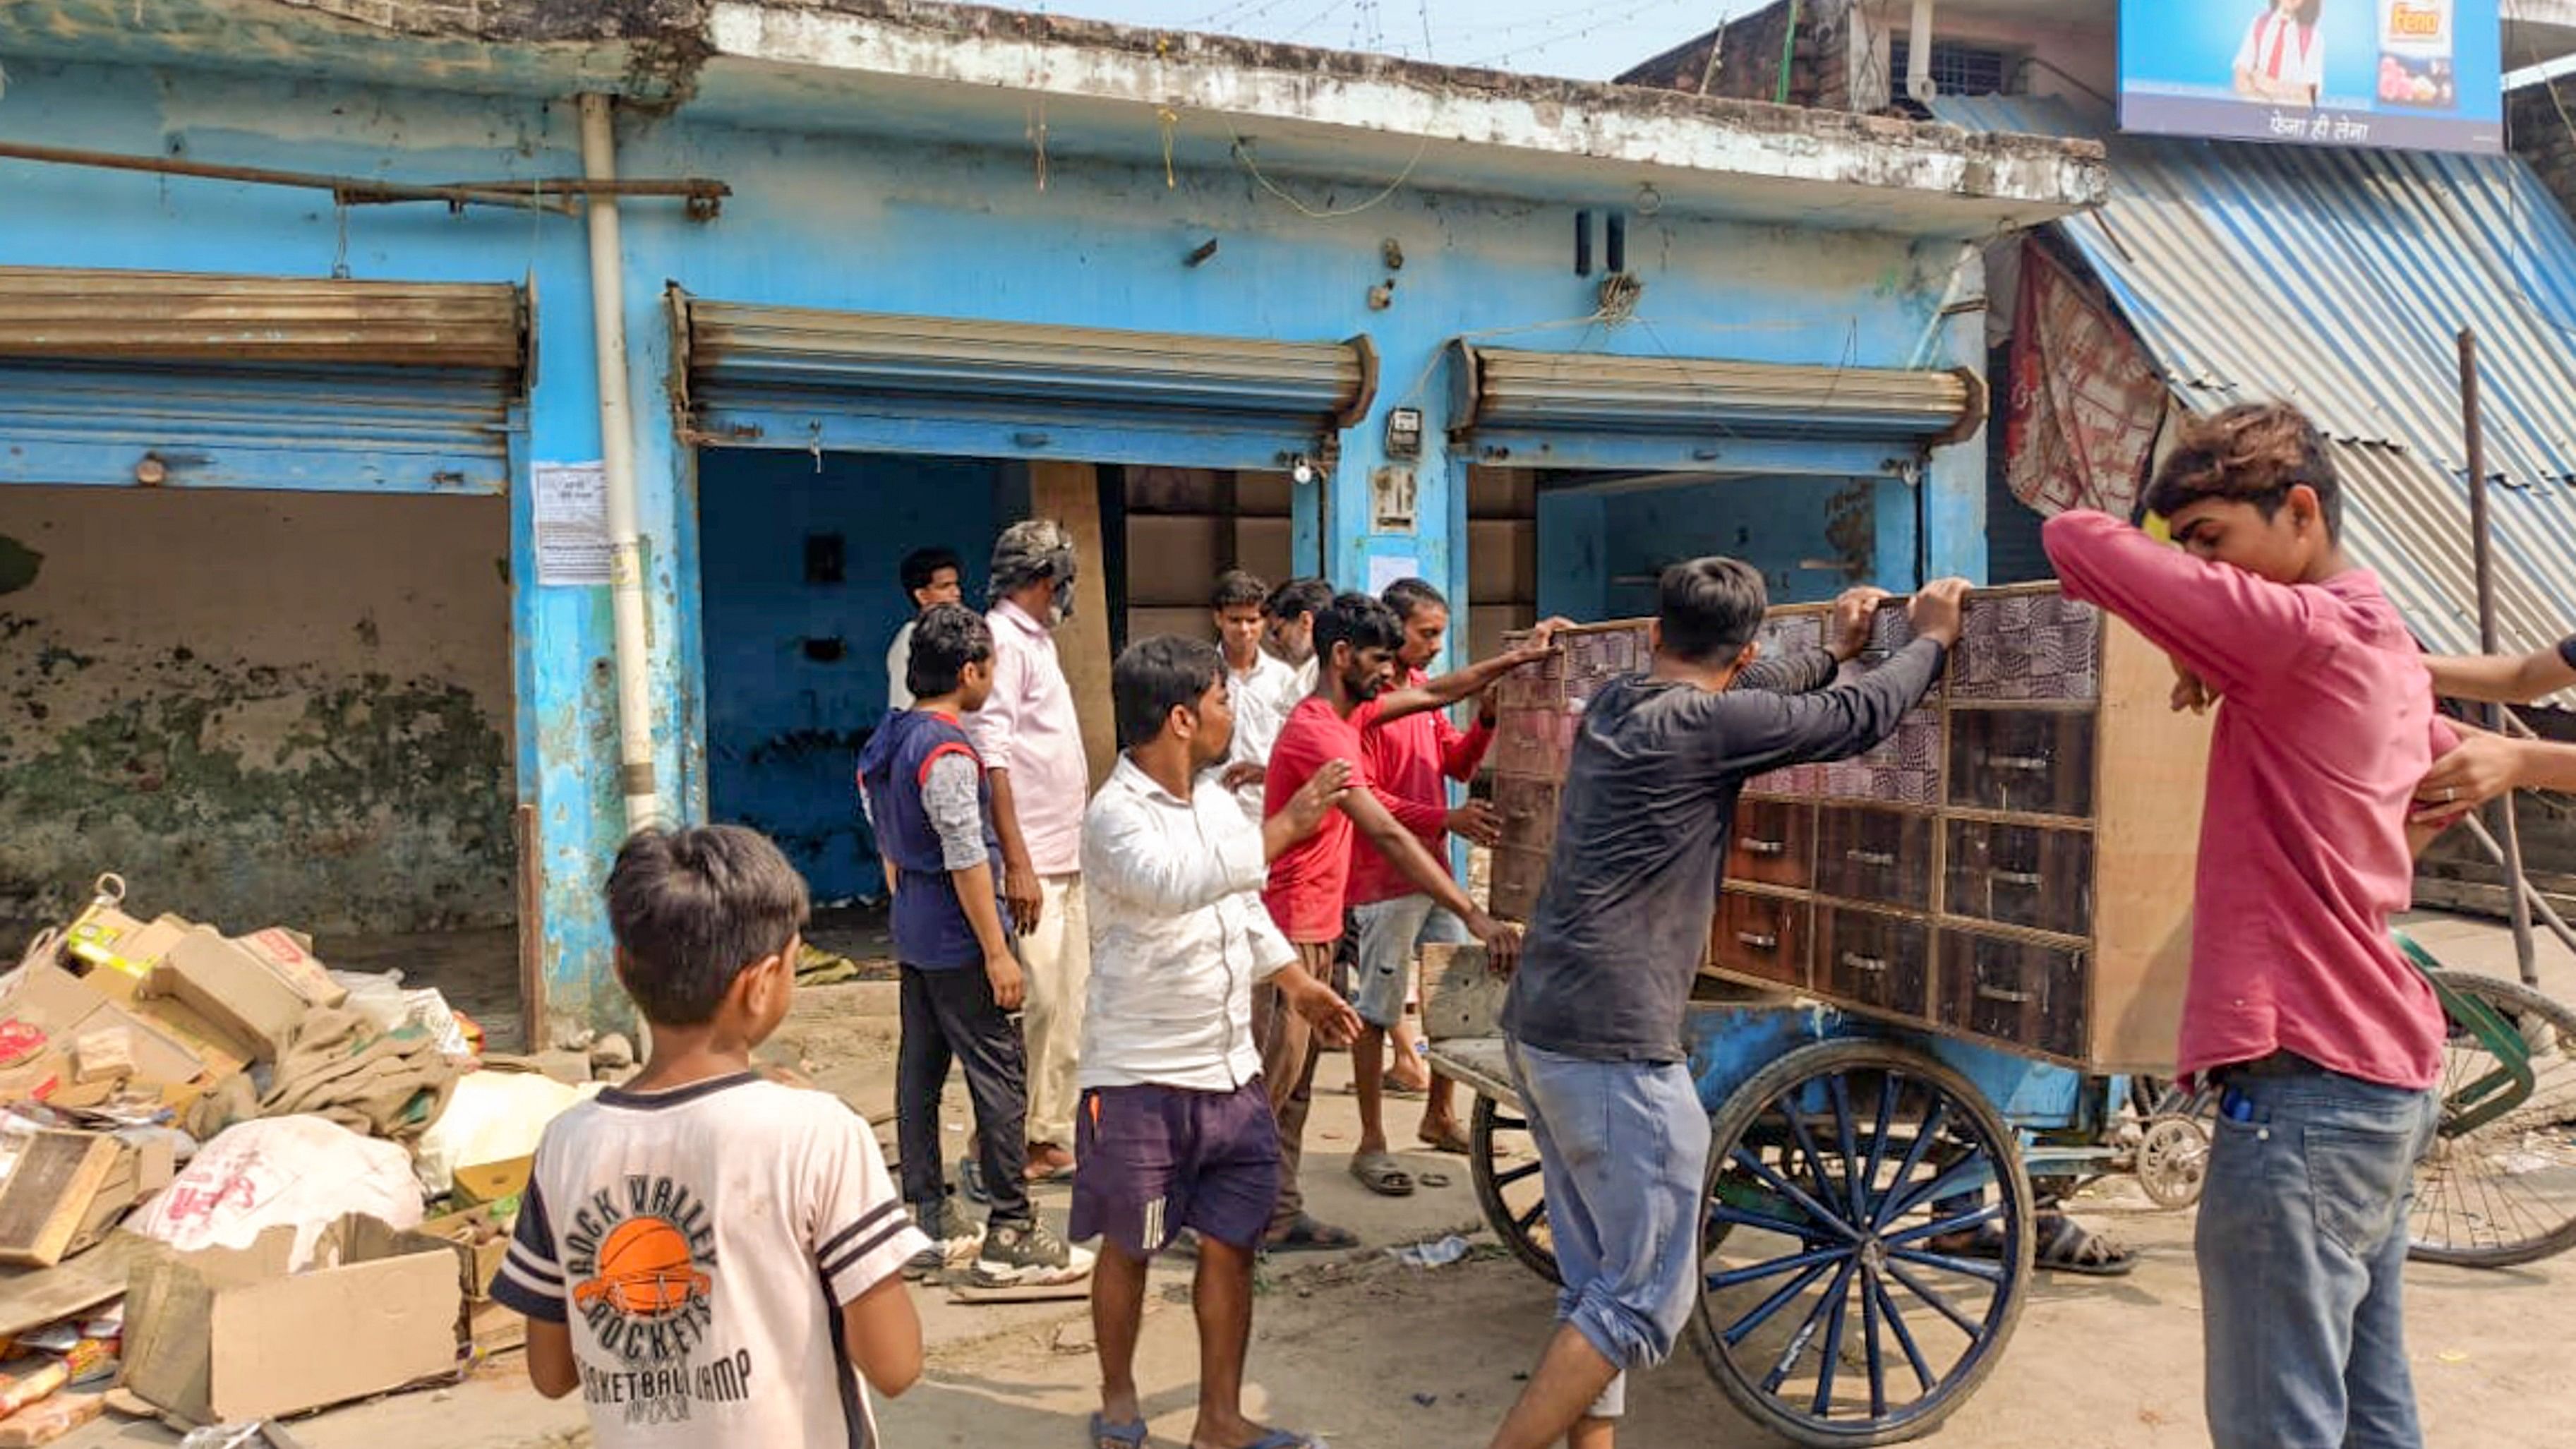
[{"left": 1222, "top": 115, "right": 1432, "bottom": 218}]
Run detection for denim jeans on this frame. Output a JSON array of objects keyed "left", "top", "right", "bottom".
[
  {"left": 1507, "top": 1040, "right": 1711, "bottom": 1419},
  {"left": 2196, "top": 1066, "right": 2440, "bottom": 1449}
]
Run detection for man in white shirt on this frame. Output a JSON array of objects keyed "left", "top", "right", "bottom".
[
  {"left": 969, "top": 520, "right": 1093, "bottom": 1183},
  {"left": 885, "top": 546, "right": 965, "bottom": 711},
  {"left": 1212, "top": 569, "right": 1299, "bottom": 819},
  {"left": 1263, "top": 575, "right": 1332, "bottom": 702},
  {"left": 1074, "top": 634, "right": 1361, "bottom": 1449}
]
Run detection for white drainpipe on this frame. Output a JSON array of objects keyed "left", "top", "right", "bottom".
[
  {"left": 578, "top": 92, "right": 663, "bottom": 831},
  {"left": 1908, "top": 0, "right": 1938, "bottom": 104}
]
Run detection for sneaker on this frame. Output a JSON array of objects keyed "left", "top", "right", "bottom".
[
  {"left": 905, "top": 1197, "right": 985, "bottom": 1280},
  {"left": 970, "top": 1218, "right": 1095, "bottom": 1287}
]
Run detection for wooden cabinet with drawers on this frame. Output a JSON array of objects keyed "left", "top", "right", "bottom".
[{"left": 1488, "top": 583, "right": 2213, "bottom": 1074}]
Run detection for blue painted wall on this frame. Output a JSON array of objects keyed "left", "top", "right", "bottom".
[
  {"left": 0, "top": 52, "right": 1990, "bottom": 1034},
  {"left": 698, "top": 450, "right": 1000, "bottom": 904}
]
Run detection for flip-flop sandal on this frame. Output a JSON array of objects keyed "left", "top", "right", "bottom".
[
  {"left": 1216, "top": 1429, "right": 1321, "bottom": 1449},
  {"left": 1090, "top": 1411, "right": 1150, "bottom": 1448},
  {"left": 1951, "top": 1215, "right": 2137, "bottom": 1277},
  {"left": 1415, "top": 1170, "right": 1453, "bottom": 1189},
  {"left": 2030, "top": 1215, "right": 2138, "bottom": 1276},
  {"left": 1383, "top": 1078, "right": 1429, "bottom": 1099},
  {"left": 1416, "top": 1122, "right": 1472, "bottom": 1155},
  {"left": 1025, "top": 1160, "right": 1078, "bottom": 1184},
  {"left": 1349, "top": 1152, "right": 1416, "bottom": 1197},
  {"left": 1262, "top": 1213, "right": 1361, "bottom": 1253}
]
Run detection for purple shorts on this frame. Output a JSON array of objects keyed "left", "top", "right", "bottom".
[{"left": 1069, "top": 1079, "right": 1280, "bottom": 1256}]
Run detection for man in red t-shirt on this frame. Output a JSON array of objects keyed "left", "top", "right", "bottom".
[
  {"left": 1347, "top": 578, "right": 1560, "bottom": 1177},
  {"left": 1255, "top": 591, "right": 1549, "bottom": 1248}
]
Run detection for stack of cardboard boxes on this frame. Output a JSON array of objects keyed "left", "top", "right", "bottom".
[{"left": 0, "top": 879, "right": 529, "bottom": 1438}]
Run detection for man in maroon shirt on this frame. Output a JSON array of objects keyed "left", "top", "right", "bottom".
[
  {"left": 1254, "top": 593, "right": 1551, "bottom": 1244},
  {"left": 1344, "top": 578, "right": 1533, "bottom": 1174},
  {"left": 2043, "top": 402, "right": 2459, "bottom": 1449}
]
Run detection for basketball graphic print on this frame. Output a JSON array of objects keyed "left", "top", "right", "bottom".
[
  {"left": 560, "top": 1175, "right": 723, "bottom": 1370},
  {"left": 576, "top": 1216, "right": 713, "bottom": 1318}
]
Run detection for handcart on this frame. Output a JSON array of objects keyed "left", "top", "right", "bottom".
[
  {"left": 1430, "top": 960, "right": 2124, "bottom": 1448},
  {"left": 1446, "top": 588, "right": 2576, "bottom": 1445}
]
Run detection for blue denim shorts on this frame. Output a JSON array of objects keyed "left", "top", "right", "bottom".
[
  {"left": 1347, "top": 896, "right": 1471, "bottom": 1031},
  {"left": 1507, "top": 1040, "right": 1711, "bottom": 1419}
]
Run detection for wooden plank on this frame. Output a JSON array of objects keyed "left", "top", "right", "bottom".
[
  {"left": 2086, "top": 613, "right": 2214, "bottom": 1072},
  {"left": 1422, "top": 944, "right": 1508, "bottom": 1042},
  {"left": 0, "top": 1134, "right": 121, "bottom": 1268},
  {"left": 1029, "top": 461, "right": 1117, "bottom": 792}
]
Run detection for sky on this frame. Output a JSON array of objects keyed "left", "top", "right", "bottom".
[{"left": 1020, "top": 0, "right": 1740, "bottom": 82}]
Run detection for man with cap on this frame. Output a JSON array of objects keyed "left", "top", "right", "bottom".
[{"left": 968, "top": 519, "right": 1093, "bottom": 1184}]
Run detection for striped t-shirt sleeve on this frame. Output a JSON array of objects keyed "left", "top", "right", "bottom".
[
  {"left": 490, "top": 1177, "right": 569, "bottom": 1323},
  {"left": 814, "top": 1112, "right": 932, "bottom": 1305}
]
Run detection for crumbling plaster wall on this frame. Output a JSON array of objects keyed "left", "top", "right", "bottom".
[{"left": 0, "top": 488, "right": 514, "bottom": 939}]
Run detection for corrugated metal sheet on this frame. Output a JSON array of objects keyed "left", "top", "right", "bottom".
[
  {"left": 679, "top": 296, "right": 1376, "bottom": 427},
  {"left": 1937, "top": 96, "right": 2576, "bottom": 699},
  {"left": 0, "top": 267, "right": 526, "bottom": 373},
  {"left": 1452, "top": 343, "right": 1980, "bottom": 441}
]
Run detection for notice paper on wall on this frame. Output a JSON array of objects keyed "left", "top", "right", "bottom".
[
  {"left": 534, "top": 462, "right": 612, "bottom": 586},
  {"left": 1367, "top": 553, "right": 1420, "bottom": 597}
]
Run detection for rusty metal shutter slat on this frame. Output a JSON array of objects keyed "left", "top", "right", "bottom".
[
  {"left": 679, "top": 295, "right": 1376, "bottom": 433},
  {"left": 0, "top": 267, "right": 526, "bottom": 494},
  {"left": 1453, "top": 343, "right": 1979, "bottom": 443},
  {"left": 0, "top": 268, "right": 527, "bottom": 373}
]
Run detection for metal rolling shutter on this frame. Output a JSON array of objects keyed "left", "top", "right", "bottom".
[
  {"left": 1448, "top": 342, "right": 1983, "bottom": 476},
  {"left": 674, "top": 292, "right": 1376, "bottom": 470},
  {"left": 0, "top": 268, "right": 527, "bottom": 493}
]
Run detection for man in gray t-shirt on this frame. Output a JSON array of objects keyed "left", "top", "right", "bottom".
[{"left": 1486, "top": 563, "right": 1966, "bottom": 1449}]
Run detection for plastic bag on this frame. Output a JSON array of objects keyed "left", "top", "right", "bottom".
[
  {"left": 127, "top": 1115, "right": 422, "bottom": 1270},
  {"left": 411, "top": 1069, "right": 596, "bottom": 1198}
]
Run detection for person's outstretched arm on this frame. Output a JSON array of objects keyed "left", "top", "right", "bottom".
[{"left": 2426, "top": 639, "right": 2576, "bottom": 706}]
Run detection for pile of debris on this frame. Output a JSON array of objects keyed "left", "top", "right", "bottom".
[{"left": 0, "top": 876, "right": 617, "bottom": 1443}]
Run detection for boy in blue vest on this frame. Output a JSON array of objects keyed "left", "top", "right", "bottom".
[{"left": 858, "top": 603, "right": 1093, "bottom": 1291}]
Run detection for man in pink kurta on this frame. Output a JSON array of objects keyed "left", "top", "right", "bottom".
[
  {"left": 967, "top": 520, "right": 1093, "bottom": 1182},
  {"left": 2042, "top": 402, "right": 2457, "bottom": 1449}
]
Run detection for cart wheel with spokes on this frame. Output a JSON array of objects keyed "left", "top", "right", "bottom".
[
  {"left": 2409, "top": 970, "right": 2576, "bottom": 1268},
  {"left": 1690, "top": 1040, "right": 2033, "bottom": 1447},
  {"left": 1471, "top": 1093, "right": 1560, "bottom": 1284}
]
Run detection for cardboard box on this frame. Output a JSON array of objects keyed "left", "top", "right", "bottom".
[
  {"left": 231, "top": 929, "right": 348, "bottom": 1011},
  {"left": 0, "top": 967, "right": 215, "bottom": 1100},
  {"left": 450, "top": 1156, "right": 531, "bottom": 1210},
  {"left": 418, "top": 1204, "right": 512, "bottom": 1301},
  {"left": 58, "top": 910, "right": 188, "bottom": 982},
  {"left": 467, "top": 1299, "right": 527, "bottom": 1356},
  {"left": 145, "top": 930, "right": 308, "bottom": 1062},
  {"left": 122, "top": 1214, "right": 464, "bottom": 1426}
]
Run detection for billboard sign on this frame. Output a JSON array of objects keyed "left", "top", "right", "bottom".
[{"left": 2119, "top": 1, "right": 2503, "bottom": 154}]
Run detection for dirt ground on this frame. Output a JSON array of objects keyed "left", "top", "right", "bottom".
[{"left": 58, "top": 910, "right": 2576, "bottom": 1448}]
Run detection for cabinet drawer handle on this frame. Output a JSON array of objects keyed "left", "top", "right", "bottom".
[
  {"left": 1735, "top": 931, "right": 1780, "bottom": 953},
  {"left": 1975, "top": 984, "right": 2035, "bottom": 1004},
  {"left": 1840, "top": 952, "right": 1888, "bottom": 973},
  {"left": 1990, "top": 869, "right": 2045, "bottom": 887},
  {"left": 1992, "top": 754, "right": 2053, "bottom": 773},
  {"left": 1741, "top": 838, "right": 1788, "bottom": 858},
  {"left": 1846, "top": 848, "right": 1898, "bottom": 867}
]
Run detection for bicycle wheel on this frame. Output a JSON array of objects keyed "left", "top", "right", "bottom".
[{"left": 2409, "top": 972, "right": 2576, "bottom": 1269}]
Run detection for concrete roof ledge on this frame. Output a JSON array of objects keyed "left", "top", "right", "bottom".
[{"left": 707, "top": 0, "right": 2107, "bottom": 222}]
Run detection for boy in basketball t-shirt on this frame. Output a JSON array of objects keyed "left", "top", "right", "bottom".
[{"left": 491, "top": 826, "right": 929, "bottom": 1448}]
